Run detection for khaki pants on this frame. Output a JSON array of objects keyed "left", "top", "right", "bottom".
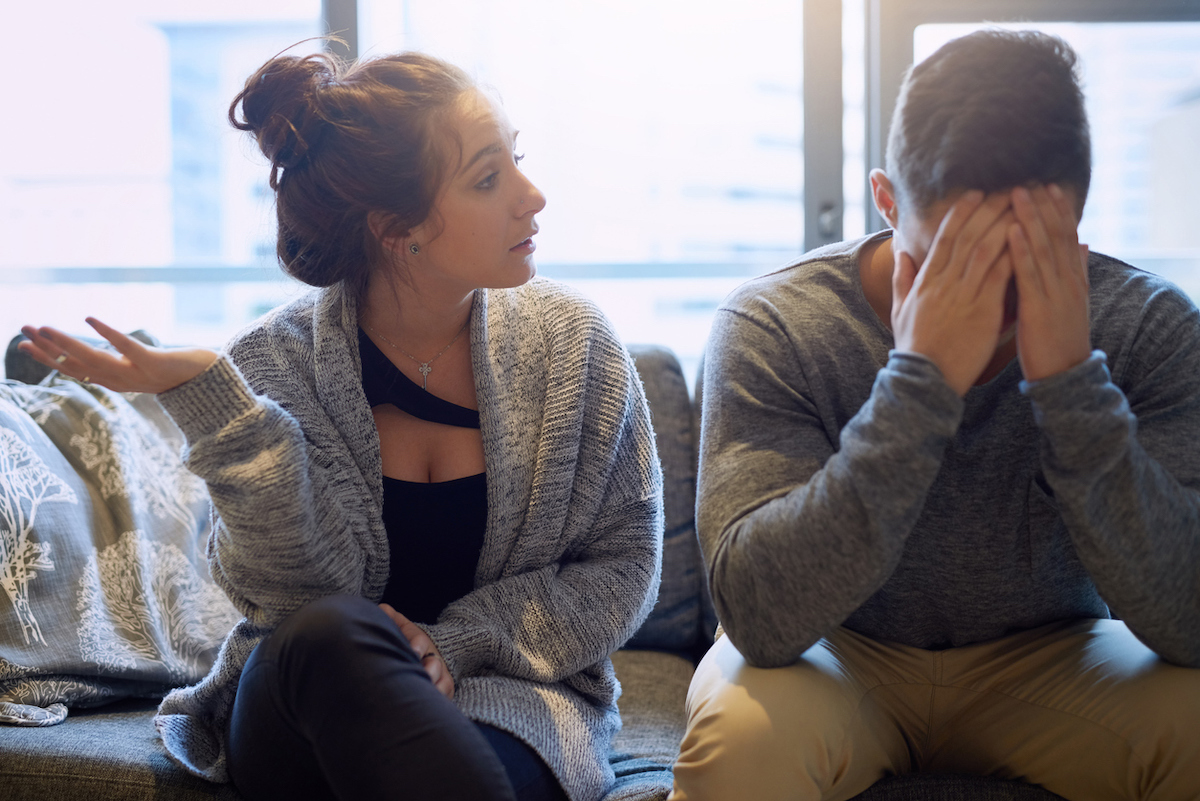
[{"left": 670, "top": 620, "right": 1200, "bottom": 801}]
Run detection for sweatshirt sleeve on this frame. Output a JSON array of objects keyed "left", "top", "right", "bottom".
[
  {"left": 697, "top": 304, "right": 963, "bottom": 667},
  {"left": 1023, "top": 332, "right": 1200, "bottom": 667},
  {"left": 157, "top": 355, "right": 375, "bottom": 629}
]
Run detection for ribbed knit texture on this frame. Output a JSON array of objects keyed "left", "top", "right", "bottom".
[
  {"left": 699, "top": 233, "right": 1200, "bottom": 670},
  {"left": 151, "top": 278, "right": 664, "bottom": 801}
]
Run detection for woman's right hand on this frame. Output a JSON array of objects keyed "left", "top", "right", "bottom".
[
  {"left": 19, "top": 317, "right": 218, "bottom": 394},
  {"left": 379, "top": 603, "right": 455, "bottom": 699}
]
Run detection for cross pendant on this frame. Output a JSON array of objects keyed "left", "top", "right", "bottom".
[{"left": 418, "top": 363, "right": 432, "bottom": 390}]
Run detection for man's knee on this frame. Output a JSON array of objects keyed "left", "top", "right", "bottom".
[
  {"left": 672, "top": 637, "right": 877, "bottom": 801},
  {"left": 1122, "top": 657, "right": 1200, "bottom": 793}
]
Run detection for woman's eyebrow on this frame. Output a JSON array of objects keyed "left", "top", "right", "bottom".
[
  {"left": 460, "top": 130, "right": 520, "bottom": 175},
  {"left": 462, "top": 142, "right": 504, "bottom": 173}
]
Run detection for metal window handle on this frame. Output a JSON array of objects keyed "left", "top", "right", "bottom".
[{"left": 818, "top": 202, "right": 842, "bottom": 239}]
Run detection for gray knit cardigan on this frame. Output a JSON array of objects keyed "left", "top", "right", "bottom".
[{"left": 151, "top": 278, "right": 664, "bottom": 801}]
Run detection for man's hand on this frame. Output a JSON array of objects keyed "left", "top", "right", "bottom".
[
  {"left": 891, "top": 190, "right": 1016, "bottom": 396},
  {"left": 379, "top": 603, "right": 455, "bottom": 699},
  {"left": 1008, "top": 184, "right": 1091, "bottom": 382}
]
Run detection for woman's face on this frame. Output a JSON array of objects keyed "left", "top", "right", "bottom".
[{"left": 407, "top": 90, "right": 546, "bottom": 296}]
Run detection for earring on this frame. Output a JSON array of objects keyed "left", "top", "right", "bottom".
[{"left": 409, "top": 243, "right": 420, "bottom": 255}]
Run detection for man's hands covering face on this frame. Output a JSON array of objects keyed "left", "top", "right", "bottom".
[
  {"left": 1008, "top": 184, "right": 1091, "bottom": 383},
  {"left": 891, "top": 190, "right": 1016, "bottom": 396},
  {"left": 891, "top": 184, "right": 1090, "bottom": 396}
]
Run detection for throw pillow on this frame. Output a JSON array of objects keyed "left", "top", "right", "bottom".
[{"left": 0, "top": 375, "right": 239, "bottom": 726}]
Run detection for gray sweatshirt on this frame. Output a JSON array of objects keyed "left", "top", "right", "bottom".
[{"left": 698, "top": 232, "right": 1200, "bottom": 669}]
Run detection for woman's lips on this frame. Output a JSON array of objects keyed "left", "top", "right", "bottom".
[{"left": 510, "top": 238, "right": 536, "bottom": 254}]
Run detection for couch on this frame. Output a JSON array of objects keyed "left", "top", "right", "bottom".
[{"left": 0, "top": 339, "right": 1064, "bottom": 800}]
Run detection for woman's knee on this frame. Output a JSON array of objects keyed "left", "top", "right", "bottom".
[{"left": 263, "top": 594, "right": 416, "bottom": 674}]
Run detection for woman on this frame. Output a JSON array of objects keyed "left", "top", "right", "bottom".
[{"left": 19, "top": 51, "right": 663, "bottom": 801}]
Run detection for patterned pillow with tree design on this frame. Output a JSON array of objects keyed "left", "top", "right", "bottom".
[{"left": 0, "top": 375, "right": 239, "bottom": 726}]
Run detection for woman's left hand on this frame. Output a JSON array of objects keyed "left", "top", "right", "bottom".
[
  {"left": 379, "top": 603, "right": 455, "bottom": 699},
  {"left": 19, "top": 318, "right": 218, "bottom": 394}
]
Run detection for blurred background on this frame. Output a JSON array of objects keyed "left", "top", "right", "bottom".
[{"left": 3, "top": 0, "right": 1198, "bottom": 386}]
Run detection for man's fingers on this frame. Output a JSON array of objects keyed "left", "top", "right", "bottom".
[
  {"left": 1013, "top": 186, "right": 1063, "bottom": 279},
  {"left": 1008, "top": 223, "right": 1033, "bottom": 273},
  {"left": 1032, "top": 185, "right": 1077, "bottom": 279},
  {"left": 937, "top": 191, "right": 1012, "bottom": 279},
  {"left": 892, "top": 249, "right": 917, "bottom": 308},
  {"left": 1012, "top": 187, "right": 1049, "bottom": 262},
  {"left": 1039, "top": 185, "right": 1086, "bottom": 296},
  {"left": 961, "top": 210, "right": 1015, "bottom": 295},
  {"left": 1046, "top": 183, "right": 1080, "bottom": 248},
  {"left": 924, "top": 190, "right": 986, "bottom": 277}
]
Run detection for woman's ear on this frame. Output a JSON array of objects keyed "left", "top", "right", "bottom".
[
  {"left": 869, "top": 169, "right": 901, "bottom": 229},
  {"left": 367, "top": 211, "right": 411, "bottom": 257}
]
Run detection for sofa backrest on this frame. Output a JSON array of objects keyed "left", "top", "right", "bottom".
[{"left": 626, "top": 345, "right": 716, "bottom": 657}]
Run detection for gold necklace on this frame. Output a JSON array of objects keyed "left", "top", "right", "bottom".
[{"left": 366, "top": 318, "right": 469, "bottom": 391}]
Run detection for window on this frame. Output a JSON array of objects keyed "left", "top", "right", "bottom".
[
  {"left": 358, "top": 0, "right": 807, "bottom": 382},
  {"left": 1, "top": 1, "right": 322, "bottom": 350},
  {"left": 860, "top": 0, "right": 1200, "bottom": 298},
  {"left": 913, "top": 21, "right": 1200, "bottom": 296},
  {"left": 6, "top": 1, "right": 1200, "bottom": 382}
]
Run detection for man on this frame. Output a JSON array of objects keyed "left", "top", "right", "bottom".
[{"left": 672, "top": 30, "right": 1200, "bottom": 801}]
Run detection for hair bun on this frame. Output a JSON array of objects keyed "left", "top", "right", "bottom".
[{"left": 230, "top": 53, "right": 338, "bottom": 186}]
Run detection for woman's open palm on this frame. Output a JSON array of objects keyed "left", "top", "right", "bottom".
[{"left": 18, "top": 318, "right": 218, "bottom": 395}]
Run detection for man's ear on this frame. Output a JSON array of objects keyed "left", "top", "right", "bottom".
[
  {"left": 869, "top": 169, "right": 901, "bottom": 229},
  {"left": 367, "top": 211, "right": 411, "bottom": 257}
]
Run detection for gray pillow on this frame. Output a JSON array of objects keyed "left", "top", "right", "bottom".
[
  {"left": 626, "top": 345, "right": 710, "bottom": 653},
  {"left": 0, "top": 375, "right": 239, "bottom": 726}
]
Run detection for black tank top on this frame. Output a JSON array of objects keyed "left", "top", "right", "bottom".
[{"left": 359, "top": 328, "right": 486, "bottom": 624}]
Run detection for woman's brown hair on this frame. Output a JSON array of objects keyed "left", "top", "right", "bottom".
[{"left": 229, "top": 49, "right": 475, "bottom": 297}]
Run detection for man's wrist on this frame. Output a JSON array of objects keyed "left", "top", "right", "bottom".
[
  {"left": 1021, "top": 351, "right": 1129, "bottom": 475},
  {"left": 1019, "top": 343, "right": 1092, "bottom": 383}
]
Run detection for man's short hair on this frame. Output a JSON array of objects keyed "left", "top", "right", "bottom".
[{"left": 886, "top": 29, "right": 1092, "bottom": 217}]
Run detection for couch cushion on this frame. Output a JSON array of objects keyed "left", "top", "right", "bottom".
[
  {"left": 607, "top": 648, "right": 693, "bottom": 801},
  {"left": 0, "top": 698, "right": 239, "bottom": 801},
  {"left": 626, "top": 345, "right": 707, "bottom": 652}
]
